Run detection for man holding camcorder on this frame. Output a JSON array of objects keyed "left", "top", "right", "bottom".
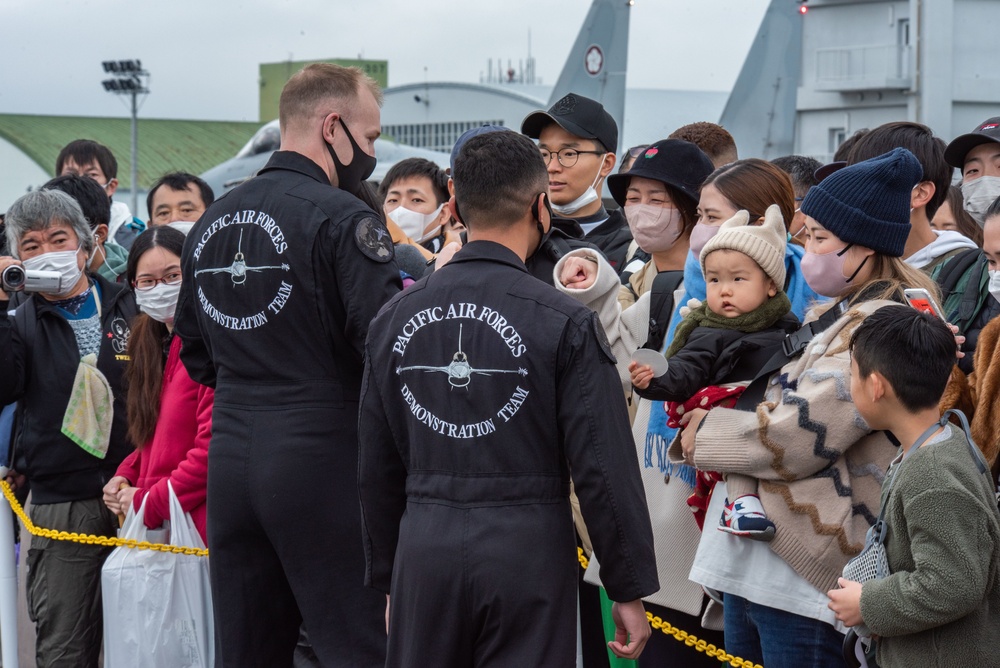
[{"left": 0, "top": 189, "right": 137, "bottom": 667}]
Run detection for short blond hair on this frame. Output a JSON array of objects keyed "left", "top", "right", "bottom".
[{"left": 278, "top": 63, "right": 383, "bottom": 133}]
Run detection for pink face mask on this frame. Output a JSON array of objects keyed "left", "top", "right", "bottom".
[
  {"left": 624, "top": 204, "right": 683, "bottom": 253},
  {"left": 800, "top": 244, "right": 867, "bottom": 298},
  {"left": 688, "top": 222, "right": 721, "bottom": 258}
]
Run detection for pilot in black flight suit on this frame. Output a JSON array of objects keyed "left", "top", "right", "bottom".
[
  {"left": 174, "top": 66, "right": 400, "bottom": 667},
  {"left": 359, "top": 131, "right": 658, "bottom": 667}
]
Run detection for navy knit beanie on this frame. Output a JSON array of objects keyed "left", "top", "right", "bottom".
[{"left": 800, "top": 147, "right": 921, "bottom": 257}]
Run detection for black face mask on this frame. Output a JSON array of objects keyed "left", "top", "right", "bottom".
[
  {"left": 327, "top": 118, "right": 377, "bottom": 194},
  {"left": 531, "top": 192, "right": 554, "bottom": 239}
]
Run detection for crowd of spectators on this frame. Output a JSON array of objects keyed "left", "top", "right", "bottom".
[{"left": 2, "top": 65, "right": 1000, "bottom": 667}]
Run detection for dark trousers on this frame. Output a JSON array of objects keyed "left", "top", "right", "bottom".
[
  {"left": 387, "top": 500, "right": 578, "bottom": 667},
  {"left": 579, "top": 571, "right": 610, "bottom": 668},
  {"left": 27, "top": 499, "right": 116, "bottom": 668},
  {"left": 207, "top": 404, "right": 386, "bottom": 667}
]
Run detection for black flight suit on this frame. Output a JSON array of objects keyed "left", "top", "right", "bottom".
[
  {"left": 359, "top": 240, "right": 659, "bottom": 667},
  {"left": 174, "top": 150, "right": 401, "bottom": 667},
  {"left": 527, "top": 218, "right": 612, "bottom": 668}
]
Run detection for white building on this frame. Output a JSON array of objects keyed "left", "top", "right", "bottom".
[
  {"left": 380, "top": 83, "right": 728, "bottom": 156},
  {"left": 796, "top": 0, "right": 1000, "bottom": 160},
  {"left": 378, "top": 0, "right": 728, "bottom": 157},
  {"left": 724, "top": 0, "right": 1000, "bottom": 160}
]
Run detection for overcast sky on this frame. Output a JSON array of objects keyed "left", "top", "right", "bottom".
[{"left": 1, "top": 0, "right": 769, "bottom": 123}]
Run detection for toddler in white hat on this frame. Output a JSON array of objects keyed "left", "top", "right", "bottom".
[{"left": 630, "top": 204, "right": 798, "bottom": 540}]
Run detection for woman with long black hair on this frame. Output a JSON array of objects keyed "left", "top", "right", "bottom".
[{"left": 103, "top": 225, "right": 212, "bottom": 543}]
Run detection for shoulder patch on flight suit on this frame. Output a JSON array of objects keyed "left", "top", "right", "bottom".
[
  {"left": 591, "top": 314, "right": 617, "bottom": 364},
  {"left": 354, "top": 217, "right": 395, "bottom": 263}
]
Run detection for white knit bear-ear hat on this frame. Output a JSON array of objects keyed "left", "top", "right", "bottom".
[{"left": 699, "top": 203, "right": 787, "bottom": 289}]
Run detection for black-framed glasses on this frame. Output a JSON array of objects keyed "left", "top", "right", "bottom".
[
  {"left": 133, "top": 272, "right": 182, "bottom": 291},
  {"left": 539, "top": 148, "right": 605, "bottom": 168}
]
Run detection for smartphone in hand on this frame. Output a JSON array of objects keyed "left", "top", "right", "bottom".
[
  {"left": 904, "top": 288, "right": 945, "bottom": 320},
  {"left": 905, "top": 288, "right": 962, "bottom": 354}
]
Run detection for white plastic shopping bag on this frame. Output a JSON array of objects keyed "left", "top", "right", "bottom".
[{"left": 102, "top": 481, "right": 214, "bottom": 667}]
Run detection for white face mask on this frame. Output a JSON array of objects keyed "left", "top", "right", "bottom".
[
  {"left": 988, "top": 269, "right": 1000, "bottom": 304},
  {"left": 22, "top": 247, "right": 83, "bottom": 297},
  {"left": 388, "top": 204, "right": 444, "bottom": 243},
  {"left": 167, "top": 221, "right": 197, "bottom": 236},
  {"left": 962, "top": 176, "right": 1000, "bottom": 226},
  {"left": 551, "top": 155, "right": 607, "bottom": 216},
  {"left": 87, "top": 243, "right": 104, "bottom": 269},
  {"left": 135, "top": 282, "right": 182, "bottom": 324}
]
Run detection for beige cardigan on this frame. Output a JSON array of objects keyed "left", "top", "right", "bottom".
[{"left": 672, "top": 299, "right": 900, "bottom": 593}]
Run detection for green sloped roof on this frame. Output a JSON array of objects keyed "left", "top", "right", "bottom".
[{"left": 0, "top": 114, "right": 262, "bottom": 190}]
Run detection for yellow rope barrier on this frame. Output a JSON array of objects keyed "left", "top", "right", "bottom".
[
  {"left": 578, "top": 547, "right": 763, "bottom": 668},
  {"left": 0, "top": 480, "right": 208, "bottom": 557},
  {"left": 1, "top": 479, "right": 760, "bottom": 665}
]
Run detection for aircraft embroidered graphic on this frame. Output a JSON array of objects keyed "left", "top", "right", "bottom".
[
  {"left": 195, "top": 229, "right": 290, "bottom": 286},
  {"left": 396, "top": 323, "right": 527, "bottom": 389}
]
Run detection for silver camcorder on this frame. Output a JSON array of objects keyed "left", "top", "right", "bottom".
[{"left": 1, "top": 265, "right": 62, "bottom": 293}]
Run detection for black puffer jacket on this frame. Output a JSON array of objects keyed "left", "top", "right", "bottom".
[{"left": 636, "top": 312, "right": 801, "bottom": 402}]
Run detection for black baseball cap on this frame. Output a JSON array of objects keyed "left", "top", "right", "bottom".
[
  {"left": 606, "top": 139, "right": 714, "bottom": 208},
  {"left": 814, "top": 161, "right": 847, "bottom": 182},
  {"left": 521, "top": 93, "right": 618, "bottom": 154},
  {"left": 944, "top": 117, "right": 1000, "bottom": 169}
]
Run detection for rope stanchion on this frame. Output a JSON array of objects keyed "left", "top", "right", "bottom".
[
  {"left": 2, "top": 479, "right": 758, "bottom": 664},
  {"left": 0, "top": 480, "right": 208, "bottom": 557},
  {"left": 578, "top": 547, "right": 763, "bottom": 668}
]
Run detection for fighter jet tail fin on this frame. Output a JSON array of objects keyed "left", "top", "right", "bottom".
[
  {"left": 718, "top": 0, "right": 803, "bottom": 159},
  {"left": 547, "top": 0, "right": 631, "bottom": 152}
]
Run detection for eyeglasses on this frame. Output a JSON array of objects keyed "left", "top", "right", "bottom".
[
  {"left": 539, "top": 148, "right": 605, "bottom": 168},
  {"left": 133, "top": 272, "right": 182, "bottom": 291}
]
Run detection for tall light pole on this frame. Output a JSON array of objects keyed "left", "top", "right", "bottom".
[{"left": 101, "top": 60, "right": 149, "bottom": 217}]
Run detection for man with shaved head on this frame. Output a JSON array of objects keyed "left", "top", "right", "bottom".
[
  {"left": 360, "top": 130, "right": 658, "bottom": 666},
  {"left": 174, "top": 63, "right": 400, "bottom": 666}
]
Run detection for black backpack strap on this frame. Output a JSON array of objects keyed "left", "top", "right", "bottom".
[
  {"left": 734, "top": 298, "right": 850, "bottom": 410},
  {"left": 5, "top": 297, "right": 36, "bottom": 471},
  {"left": 936, "top": 248, "right": 981, "bottom": 294},
  {"left": 619, "top": 248, "right": 650, "bottom": 286},
  {"left": 544, "top": 232, "right": 573, "bottom": 262},
  {"left": 956, "top": 254, "right": 987, "bottom": 326},
  {"left": 643, "top": 270, "right": 685, "bottom": 352},
  {"left": 12, "top": 296, "right": 37, "bottom": 358}
]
